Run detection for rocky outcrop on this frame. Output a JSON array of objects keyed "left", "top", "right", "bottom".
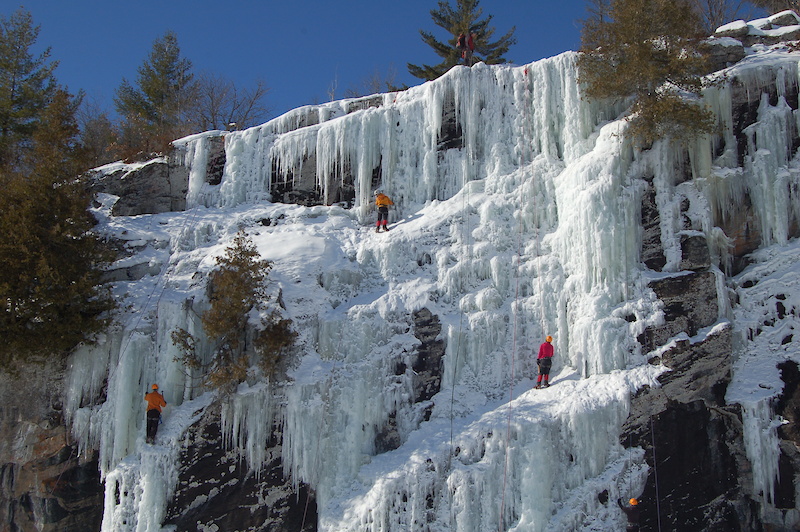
[
  {"left": 640, "top": 270, "right": 719, "bottom": 350},
  {"left": 714, "top": 10, "right": 800, "bottom": 49},
  {"left": 640, "top": 183, "right": 667, "bottom": 271},
  {"left": 0, "top": 363, "right": 103, "bottom": 532},
  {"left": 165, "top": 403, "right": 316, "bottom": 532},
  {"left": 622, "top": 326, "right": 763, "bottom": 532},
  {"left": 90, "top": 134, "right": 225, "bottom": 216},
  {"left": 92, "top": 156, "right": 188, "bottom": 216},
  {"left": 376, "top": 308, "right": 446, "bottom": 453}
]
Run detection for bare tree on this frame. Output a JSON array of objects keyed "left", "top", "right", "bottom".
[
  {"left": 327, "top": 71, "right": 338, "bottom": 102},
  {"left": 750, "top": 0, "right": 800, "bottom": 14},
  {"left": 345, "top": 65, "right": 400, "bottom": 98},
  {"left": 689, "top": 0, "right": 759, "bottom": 32},
  {"left": 585, "top": 0, "right": 613, "bottom": 23},
  {"left": 190, "top": 73, "right": 270, "bottom": 131},
  {"left": 76, "top": 96, "right": 118, "bottom": 166}
]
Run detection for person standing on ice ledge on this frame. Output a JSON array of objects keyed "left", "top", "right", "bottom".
[
  {"left": 144, "top": 384, "right": 167, "bottom": 444},
  {"left": 374, "top": 190, "right": 393, "bottom": 232},
  {"left": 534, "top": 336, "right": 554, "bottom": 389},
  {"left": 456, "top": 32, "right": 475, "bottom": 66},
  {"left": 465, "top": 33, "right": 475, "bottom": 65},
  {"left": 457, "top": 33, "right": 467, "bottom": 62}
]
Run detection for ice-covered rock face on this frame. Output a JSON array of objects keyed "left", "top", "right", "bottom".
[{"left": 59, "top": 37, "right": 800, "bottom": 532}]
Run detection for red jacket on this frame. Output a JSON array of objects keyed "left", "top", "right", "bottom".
[{"left": 538, "top": 341, "right": 553, "bottom": 359}]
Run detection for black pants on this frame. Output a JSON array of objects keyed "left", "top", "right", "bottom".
[
  {"left": 146, "top": 409, "right": 161, "bottom": 442},
  {"left": 536, "top": 357, "right": 553, "bottom": 384},
  {"left": 537, "top": 357, "right": 552, "bottom": 376},
  {"left": 377, "top": 206, "right": 389, "bottom": 224}
]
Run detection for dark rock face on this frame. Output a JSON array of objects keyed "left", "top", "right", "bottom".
[
  {"left": 438, "top": 90, "right": 463, "bottom": 151},
  {"left": 774, "top": 361, "right": 800, "bottom": 511},
  {"left": 206, "top": 135, "right": 226, "bottom": 186},
  {"left": 270, "top": 151, "right": 362, "bottom": 208},
  {"left": 347, "top": 95, "right": 383, "bottom": 114},
  {"left": 93, "top": 156, "right": 189, "bottom": 216},
  {"left": 271, "top": 151, "right": 325, "bottom": 206},
  {"left": 376, "top": 308, "right": 446, "bottom": 453},
  {"left": 707, "top": 38, "right": 746, "bottom": 71},
  {"left": 640, "top": 183, "right": 667, "bottom": 271},
  {"left": 165, "top": 404, "right": 316, "bottom": 532},
  {"left": 0, "top": 364, "right": 104, "bottom": 532},
  {"left": 679, "top": 234, "right": 711, "bottom": 271},
  {"left": 411, "top": 308, "right": 446, "bottom": 406},
  {"left": 622, "top": 326, "right": 762, "bottom": 532},
  {"left": 639, "top": 271, "right": 719, "bottom": 352}
]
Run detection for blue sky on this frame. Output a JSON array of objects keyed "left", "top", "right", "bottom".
[{"left": 15, "top": 1, "right": 588, "bottom": 120}]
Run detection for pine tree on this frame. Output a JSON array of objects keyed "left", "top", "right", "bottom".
[
  {"left": 0, "top": 90, "right": 116, "bottom": 367},
  {"left": 408, "top": 0, "right": 516, "bottom": 81},
  {"left": 577, "top": 0, "right": 716, "bottom": 144},
  {"left": 0, "top": 8, "right": 59, "bottom": 168},
  {"left": 172, "top": 230, "right": 295, "bottom": 391},
  {"left": 114, "top": 31, "right": 195, "bottom": 156}
]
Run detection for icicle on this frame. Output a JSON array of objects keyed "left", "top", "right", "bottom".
[{"left": 742, "top": 400, "right": 781, "bottom": 506}]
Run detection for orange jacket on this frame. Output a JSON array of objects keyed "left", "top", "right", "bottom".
[
  {"left": 144, "top": 391, "right": 167, "bottom": 412},
  {"left": 375, "top": 193, "right": 393, "bottom": 208}
]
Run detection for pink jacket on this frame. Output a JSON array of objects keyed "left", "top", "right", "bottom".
[{"left": 538, "top": 341, "right": 553, "bottom": 359}]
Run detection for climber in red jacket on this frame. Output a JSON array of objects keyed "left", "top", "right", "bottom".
[
  {"left": 535, "top": 335, "right": 554, "bottom": 389},
  {"left": 456, "top": 32, "right": 476, "bottom": 66},
  {"left": 465, "top": 32, "right": 475, "bottom": 66}
]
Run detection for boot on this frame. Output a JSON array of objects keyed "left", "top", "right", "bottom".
[
  {"left": 383, "top": 225, "right": 390, "bottom": 231},
  {"left": 376, "top": 226, "right": 382, "bottom": 233},
  {"left": 543, "top": 381, "right": 550, "bottom": 388}
]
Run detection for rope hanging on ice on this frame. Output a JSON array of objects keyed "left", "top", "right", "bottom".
[
  {"left": 124, "top": 201, "right": 205, "bottom": 385},
  {"left": 498, "top": 62, "right": 547, "bottom": 531},
  {"left": 447, "top": 68, "right": 474, "bottom": 532},
  {"left": 300, "top": 316, "right": 349, "bottom": 530}
]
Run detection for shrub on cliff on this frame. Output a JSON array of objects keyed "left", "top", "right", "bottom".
[{"left": 172, "top": 230, "right": 295, "bottom": 392}]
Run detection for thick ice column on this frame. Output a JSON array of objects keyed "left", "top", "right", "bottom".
[
  {"left": 547, "top": 122, "right": 643, "bottom": 375},
  {"left": 741, "top": 399, "right": 781, "bottom": 506},
  {"left": 221, "top": 382, "right": 277, "bottom": 470},
  {"left": 743, "top": 93, "right": 798, "bottom": 246}
]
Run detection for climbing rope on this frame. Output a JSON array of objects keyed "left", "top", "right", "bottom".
[
  {"left": 448, "top": 67, "right": 474, "bottom": 531},
  {"left": 650, "top": 415, "right": 663, "bottom": 532},
  {"left": 497, "top": 62, "right": 545, "bottom": 531},
  {"left": 299, "top": 311, "right": 349, "bottom": 530},
  {"left": 112, "top": 195, "right": 205, "bottom": 388}
]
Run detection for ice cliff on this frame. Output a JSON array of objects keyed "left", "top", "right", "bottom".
[{"left": 8, "top": 20, "right": 800, "bottom": 532}]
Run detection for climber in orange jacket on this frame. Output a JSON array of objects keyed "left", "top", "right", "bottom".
[
  {"left": 374, "top": 190, "right": 394, "bottom": 232},
  {"left": 144, "top": 384, "right": 167, "bottom": 444}
]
